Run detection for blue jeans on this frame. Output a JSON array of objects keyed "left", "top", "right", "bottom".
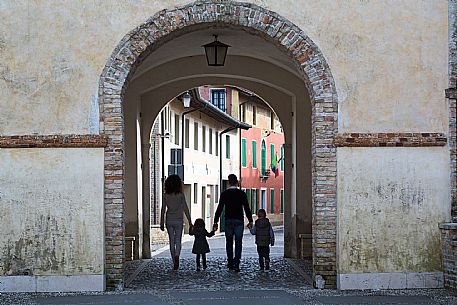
[{"left": 224, "top": 219, "right": 244, "bottom": 268}]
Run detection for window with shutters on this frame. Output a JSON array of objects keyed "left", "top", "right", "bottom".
[
  {"left": 209, "top": 128, "right": 213, "bottom": 154},
  {"left": 225, "top": 135, "right": 230, "bottom": 159},
  {"left": 174, "top": 114, "right": 180, "bottom": 145},
  {"left": 194, "top": 122, "right": 198, "bottom": 150},
  {"left": 252, "top": 140, "right": 257, "bottom": 168},
  {"left": 261, "top": 140, "right": 266, "bottom": 176},
  {"left": 202, "top": 125, "right": 206, "bottom": 152}
]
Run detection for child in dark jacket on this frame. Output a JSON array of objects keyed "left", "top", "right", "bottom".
[
  {"left": 189, "top": 218, "right": 215, "bottom": 271},
  {"left": 249, "top": 209, "right": 275, "bottom": 271}
]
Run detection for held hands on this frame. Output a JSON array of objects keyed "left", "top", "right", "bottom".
[
  {"left": 213, "top": 223, "right": 218, "bottom": 231},
  {"left": 247, "top": 222, "right": 253, "bottom": 230},
  {"left": 160, "top": 224, "right": 165, "bottom": 231}
]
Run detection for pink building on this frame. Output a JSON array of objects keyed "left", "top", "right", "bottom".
[{"left": 238, "top": 90, "right": 285, "bottom": 225}]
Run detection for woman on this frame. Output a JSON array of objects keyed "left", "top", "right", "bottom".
[{"left": 160, "top": 174, "right": 192, "bottom": 270}]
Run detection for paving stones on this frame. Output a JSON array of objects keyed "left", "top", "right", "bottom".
[{"left": 126, "top": 256, "right": 312, "bottom": 291}]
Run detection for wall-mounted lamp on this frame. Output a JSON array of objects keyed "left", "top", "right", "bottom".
[
  {"left": 203, "top": 35, "right": 230, "bottom": 66},
  {"left": 182, "top": 91, "right": 191, "bottom": 108}
]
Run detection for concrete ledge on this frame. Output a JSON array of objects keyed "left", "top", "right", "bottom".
[
  {"left": 0, "top": 275, "right": 105, "bottom": 292},
  {"left": 337, "top": 272, "right": 443, "bottom": 290}
]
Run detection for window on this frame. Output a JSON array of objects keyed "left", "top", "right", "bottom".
[
  {"left": 210, "top": 88, "right": 226, "bottom": 112},
  {"left": 270, "top": 189, "right": 275, "bottom": 214},
  {"left": 193, "top": 183, "right": 198, "bottom": 204},
  {"left": 215, "top": 184, "right": 219, "bottom": 203},
  {"left": 170, "top": 148, "right": 182, "bottom": 165},
  {"left": 280, "top": 189, "right": 284, "bottom": 213},
  {"left": 252, "top": 140, "right": 257, "bottom": 168},
  {"left": 270, "top": 143, "right": 275, "bottom": 171},
  {"left": 245, "top": 189, "right": 250, "bottom": 209},
  {"left": 215, "top": 132, "right": 219, "bottom": 156},
  {"left": 241, "top": 103, "right": 246, "bottom": 122},
  {"left": 163, "top": 107, "right": 169, "bottom": 131},
  {"left": 241, "top": 138, "right": 247, "bottom": 167},
  {"left": 252, "top": 105, "right": 257, "bottom": 125},
  {"left": 174, "top": 114, "right": 180, "bottom": 145},
  {"left": 225, "top": 135, "right": 230, "bottom": 159},
  {"left": 209, "top": 128, "right": 213, "bottom": 154},
  {"left": 270, "top": 111, "right": 275, "bottom": 130},
  {"left": 280, "top": 144, "right": 284, "bottom": 171},
  {"left": 251, "top": 188, "right": 258, "bottom": 214},
  {"left": 185, "top": 118, "right": 190, "bottom": 148},
  {"left": 194, "top": 122, "right": 198, "bottom": 150},
  {"left": 202, "top": 126, "right": 206, "bottom": 152},
  {"left": 261, "top": 140, "right": 266, "bottom": 176}
]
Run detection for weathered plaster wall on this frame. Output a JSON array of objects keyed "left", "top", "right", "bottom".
[
  {"left": 0, "top": 0, "right": 448, "bottom": 134},
  {"left": 0, "top": 148, "right": 104, "bottom": 276},
  {"left": 337, "top": 147, "right": 451, "bottom": 274}
]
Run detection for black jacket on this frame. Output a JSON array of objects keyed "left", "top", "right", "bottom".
[{"left": 214, "top": 187, "right": 253, "bottom": 223}]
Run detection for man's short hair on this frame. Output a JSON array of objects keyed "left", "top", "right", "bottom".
[{"left": 228, "top": 174, "right": 238, "bottom": 185}]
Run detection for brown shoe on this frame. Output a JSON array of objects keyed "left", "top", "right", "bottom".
[{"left": 173, "top": 256, "right": 179, "bottom": 270}]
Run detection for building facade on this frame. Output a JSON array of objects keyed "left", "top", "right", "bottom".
[
  {"left": 237, "top": 89, "right": 285, "bottom": 225},
  {"left": 150, "top": 90, "right": 245, "bottom": 235},
  {"left": 0, "top": 0, "right": 455, "bottom": 292}
]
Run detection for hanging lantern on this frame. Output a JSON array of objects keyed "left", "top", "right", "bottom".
[{"left": 203, "top": 35, "right": 230, "bottom": 66}]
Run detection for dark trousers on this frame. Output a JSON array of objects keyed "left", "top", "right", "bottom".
[
  {"left": 224, "top": 219, "right": 244, "bottom": 268},
  {"left": 257, "top": 245, "right": 270, "bottom": 270},
  {"left": 196, "top": 254, "right": 207, "bottom": 269}
]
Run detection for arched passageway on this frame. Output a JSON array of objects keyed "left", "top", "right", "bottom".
[{"left": 99, "top": 1, "right": 337, "bottom": 289}]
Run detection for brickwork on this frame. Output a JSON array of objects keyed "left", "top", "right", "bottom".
[
  {"left": 335, "top": 133, "right": 447, "bottom": 147},
  {"left": 449, "top": 0, "right": 457, "bottom": 223},
  {"left": 150, "top": 121, "right": 161, "bottom": 226},
  {"left": 0, "top": 134, "right": 107, "bottom": 148},
  {"left": 439, "top": 2, "right": 457, "bottom": 293},
  {"left": 440, "top": 223, "right": 457, "bottom": 291},
  {"left": 99, "top": 1, "right": 338, "bottom": 289}
]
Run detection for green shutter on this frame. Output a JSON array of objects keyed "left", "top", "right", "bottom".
[
  {"left": 246, "top": 189, "right": 251, "bottom": 211},
  {"left": 252, "top": 140, "right": 257, "bottom": 168},
  {"left": 270, "top": 189, "right": 275, "bottom": 213},
  {"left": 280, "top": 189, "right": 284, "bottom": 213},
  {"left": 251, "top": 189, "right": 258, "bottom": 214},
  {"left": 270, "top": 144, "right": 275, "bottom": 169},
  {"left": 261, "top": 140, "right": 266, "bottom": 175},
  {"left": 241, "top": 138, "right": 247, "bottom": 167},
  {"left": 280, "top": 145, "right": 284, "bottom": 171}
]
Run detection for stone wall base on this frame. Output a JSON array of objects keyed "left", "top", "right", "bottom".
[
  {"left": 440, "top": 223, "right": 457, "bottom": 291},
  {"left": 337, "top": 272, "right": 443, "bottom": 290},
  {"left": 0, "top": 275, "right": 105, "bottom": 292}
]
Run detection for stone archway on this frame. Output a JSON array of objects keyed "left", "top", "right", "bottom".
[{"left": 99, "top": 1, "right": 338, "bottom": 289}]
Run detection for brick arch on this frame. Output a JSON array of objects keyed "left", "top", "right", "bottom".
[{"left": 99, "top": 1, "right": 338, "bottom": 289}]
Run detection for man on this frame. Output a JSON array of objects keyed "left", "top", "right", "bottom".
[{"left": 213, "top": 174, "right": 253, "bottom": 272}]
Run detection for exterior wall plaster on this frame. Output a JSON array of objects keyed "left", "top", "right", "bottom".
[
  {"left": 0, "top": 0, "right": 448, "bottom": 134},
  {"left": 0, "top": 148, "right": 104, "bottom": 276},
  {"left": 337, "top": 147, "right": 451, "bottom": 274}
]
